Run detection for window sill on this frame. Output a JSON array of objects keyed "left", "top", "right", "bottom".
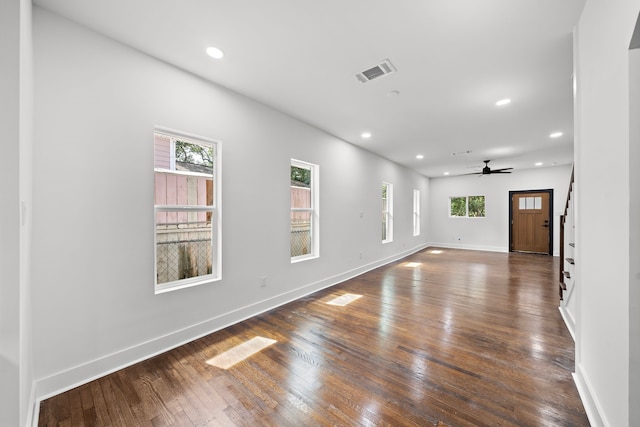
[
  {"left": 155, "top": 275, "right": 221, "bottom": 295},
  {"left": 291, "top": 254, "right": 319, "bottom": 264}
]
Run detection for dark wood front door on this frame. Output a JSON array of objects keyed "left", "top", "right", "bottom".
[{"left": 510, "top": 190, "right": 553, "bottom": 254}]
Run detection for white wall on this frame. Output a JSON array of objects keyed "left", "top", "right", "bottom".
[
  {"left": 629, "top": 47, "right": 640, "bottom": 427},
  {"left": 574, "top": 0, "right": 640, "bottom": 425},
  {"left": 0, "top": 0, "right": 34, "bottom": 426},
  {"left": 31, "top": 8, "right": 430, "bottom": 400},
  {"left": 429, "top": 165, "right": 572, "bottom": 254},
  {"left": 0, "top": 1, "right": 23, "bottom": 425},
  {"left": 19, "top": 1, "right": 34, "bottom": 424}
]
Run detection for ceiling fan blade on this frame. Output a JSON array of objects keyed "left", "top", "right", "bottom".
[{"left": 459, "top": 161, "right": 513, "bottom": 176}]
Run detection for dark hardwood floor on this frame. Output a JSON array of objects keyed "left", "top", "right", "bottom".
[{"left": 38, "top": 248, "right": 588, "bottom": 426}]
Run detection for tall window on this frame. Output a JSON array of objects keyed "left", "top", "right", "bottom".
[
  {"left": 382, "top": 182, "right": 393, "bottom": 243},
  {"left": 291, "top": 159, "right": 319, "bottom": 262},
  {"left": 413, "top": 189, "right": 421, "bottom": 236},
  {"left": 154, "top": 130, "right": 221, "bottom": 293},
  {"left": 450, "top": 195, "right": 485, "bottom": 218}
]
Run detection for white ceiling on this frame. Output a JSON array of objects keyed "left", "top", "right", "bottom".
[{"left": 34, "top": 0, "right": 585, "bottom": 177}]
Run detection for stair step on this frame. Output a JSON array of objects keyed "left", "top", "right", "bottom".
[
  {"left": 563, "top": 271, "right": 571, "bottom": 279},
  {"left": 569, "top": 243, "right": 575, "bottom": 247},
  {"left": 565, "top": 257, "right": 575, "bottom": 265},
  {"left": 560, "top": 281, "right": 567, "bottom": 290}
]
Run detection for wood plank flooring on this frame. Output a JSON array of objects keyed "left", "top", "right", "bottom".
[{"left": 38, "top": 248, "right": 589, "bottom": 426}]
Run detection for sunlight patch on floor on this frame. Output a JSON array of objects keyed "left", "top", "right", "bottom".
[
  {"left": 327, "top": 293, "right": 362, "bottom": 306},
  {"left": 206, "top": 336, "right": 277, "bottom": 369}
]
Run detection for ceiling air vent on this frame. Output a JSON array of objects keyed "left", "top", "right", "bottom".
[{"left": 355, "top": 59, "right": 396, "bottom": 83}]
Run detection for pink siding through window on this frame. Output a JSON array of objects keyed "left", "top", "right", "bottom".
[
  {"left": 154, "top": 133, "right": 171, "bottom": 169},
  {"left": 155, "top": 172, "right": 213, "bottom": 224}
]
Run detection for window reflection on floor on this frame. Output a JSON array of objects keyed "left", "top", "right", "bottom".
[
  {"left": 326, "top": 293, "right": 362, "bottom": 306},
  {"left": 206, "top": 336, "right": 277, "bottom": 369}
]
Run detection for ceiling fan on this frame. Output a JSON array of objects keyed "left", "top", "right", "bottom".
[{"left": 468, "top": 160, "right": 513, "bottom": 175}]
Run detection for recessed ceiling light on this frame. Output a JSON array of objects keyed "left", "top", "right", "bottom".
[
  {"left": 443, "top": 171, "right": 450, "bottom": 175},
  {"left": 206, "top": 46, "right": 224, "bottom": 59},
  {"left": 495, "top": 98, "right": 511, "bottom": 106},
  {"left": 550, "top": 131, "right": 563, "bottom": 138},
  {"left": 387, "top": 90, "right": 400, "bottom": 97},
  {"left": 361, "top": 132, "right": 372, "bottom": 139},
  {"left": 535, "top": 162, "right": 543, "bottom": 166},
  {"left": 416, "top": 154, "right": 424, "bottom": 160}
]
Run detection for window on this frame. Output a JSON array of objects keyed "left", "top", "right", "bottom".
[
  {"left": 413, "top": 189, "right": 421, "bottom": 236},
  {"left": 450, "top": 195, "right": 485, "bottom": 218},
  {"left": 518, "top": 196, "right": 542, "bottom": 210},
  {"left": 291, "top": 159, "right": 319, "bottom": 262},
  {"left": 382, "top": 182, "right": 393, "bottom": 243},
  {"left": 154, "top": 130, "right": 221, "bottom": 293}
]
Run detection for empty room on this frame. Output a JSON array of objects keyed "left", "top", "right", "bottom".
[{"left": 2, "top": 1, "right": 639, "bottom": 426}]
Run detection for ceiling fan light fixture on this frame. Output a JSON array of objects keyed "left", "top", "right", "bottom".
[{"left": 465, "top": 160, "right": 513, "bottom": 175}]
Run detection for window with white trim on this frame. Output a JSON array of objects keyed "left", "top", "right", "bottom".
[
  {"left": 449, "top": 195, "right": 485, "bottom": 218},
  {"left": 154, "top": 130, "right": 221, "bottom": 293},
  {"left": 291, "top": 159, "right": 319, "bottom": 262},
  {"left": 413, "top": 189, "right": 421, "bottom": 236},
  {"left": 382, "top": 182, "right": 393, "bottom": 243}
]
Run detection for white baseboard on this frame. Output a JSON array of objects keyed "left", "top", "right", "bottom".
[
  {"left": 432, "top": 242, "right": 562, "bottom": 256},
  {"left": 427, "top": 242, "right": 508, "bottom": 253},
  {"left": 558, "top": 305, "right": 575, "bottom": 341},
  {"left": 26, "top": 383, "right": 38, "bottom": 427},
  {"left": 573, "top": 364, "right": 607, "bottom": 427},
  {"left": 31, "top": 243, "right": 430, "bottom": 421}
]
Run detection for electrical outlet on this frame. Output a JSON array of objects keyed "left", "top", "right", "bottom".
[
  {"left": 260, "top": 276, "right": 267, "bottom": 287},
  {"left": 359, "top": 252, "right": 363, "bottom": 259}
]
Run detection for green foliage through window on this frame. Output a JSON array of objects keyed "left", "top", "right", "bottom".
[
  {"left": 175, "top": 140, "right": 213, "bottom": 168},
  {"left": 291, "top": 166, "right": 311, "bottom": 187},
  {"left": 450, "top": 195, "right": 485, "bottom": 218},
  {"left": 450, "top": 197, "right": 467, "bottom": 217},
  {"left": 468, "top": 196, "right": 486, "bottom": 217}
]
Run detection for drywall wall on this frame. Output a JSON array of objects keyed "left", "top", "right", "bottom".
[
  {"left": 0, "top": 1, "right": 34, "bottom": 426},
  {"left": 31, "top": 8, "right": 430, "bottom": 398},
  {"left": 629, "top": 46, "right": 640, "bottom": 427},
  {"left": 0, "top": 1, "right": 23, "bottom": 425},
  {"left": 428, "top": 165, "right": 572, "bottom": 254},
  {"left": 19, "top": 1, "right": 35, "bottom": 425},
  {"left": 574, "top": 0, "right": 640, "bottom": 425}
]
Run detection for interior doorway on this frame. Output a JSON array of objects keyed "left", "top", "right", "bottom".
[{"left": 509, "top": 189, "right": 553, "bottom": 255}]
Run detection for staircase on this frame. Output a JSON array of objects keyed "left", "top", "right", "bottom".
[{"left": 559, "top": 167, "right": 576, "bottom": 338}]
